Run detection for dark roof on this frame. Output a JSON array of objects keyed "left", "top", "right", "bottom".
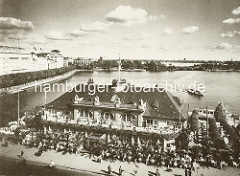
[{"left": 46, "top": 84, "right": 186, "bottom": 121}]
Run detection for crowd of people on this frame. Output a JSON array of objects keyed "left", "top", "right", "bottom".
[{"left": 10, "top": 127, "right": 239, "bottom": 172}]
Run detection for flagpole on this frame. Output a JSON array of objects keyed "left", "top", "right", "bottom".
[
  {"left": 187, "top": 103, "right": 189, "bottom": 128},
  {"left": 17, "top": 92, "right": 20, "bottom": 127},
  {"left": 44, "top": 91, "right": 47, "bottom": 120},
  {"left": 44, "top": 91, "right": 47, "bottom": 107},
  {"left": 118, "top": 53, "right": 121, "bottom": 82}
]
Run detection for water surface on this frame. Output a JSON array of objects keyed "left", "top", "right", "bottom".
[{"left": 1, "top": 71, "right": 239, "bottom": 126}]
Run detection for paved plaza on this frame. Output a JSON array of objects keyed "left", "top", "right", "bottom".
[{"left": 1, "top": 142, "right": 240, "bottom": 176}]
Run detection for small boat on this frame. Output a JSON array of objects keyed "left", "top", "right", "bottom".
[
  {"left": 187, "top": 88, "right": 203, "bottom": 96},
  {"left": 187, "top": 88, "right": 195, "bottom": 94},
  {"left": 195, "top": 90, "right": 203, "bottom": 96}
]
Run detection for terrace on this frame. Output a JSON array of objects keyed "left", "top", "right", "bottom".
[{"left": 41, "top": 113, "right": 181, "bottom": 136}]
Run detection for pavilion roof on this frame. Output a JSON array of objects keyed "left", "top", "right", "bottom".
[{"left": 45, "top": 84, "right": 186, "bottom": 121}]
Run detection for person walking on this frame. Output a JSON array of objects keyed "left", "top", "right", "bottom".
[
  {"left": 185, "top": 168, "right": 188, "bottom": 176},
  {"left": 192, "top": 159, "right": 196, "bottom": 171},
  {"left": 119, "top": 166, "right": 123, "bottom": 176},
  {"left": 188, "top": 168, "right": 192, "bottom": 176},
  {"left": 49, "top": 160, "right": 55, "bottom": 168},
  {"left": 20, "top": 151, "right": 24, "bottom": 157},
  {"left": 155, "top": 168, "right": 160, "bottom": 176},
  {"left": 108, "top": 164, "right": 112, "bottom": 174}
]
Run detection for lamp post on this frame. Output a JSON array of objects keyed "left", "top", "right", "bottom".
[
  {"left": 17, "top": 89, "right": 24, "bottom": 127},
  {"left": 206, "top": 106, "right": 208, "bottom": 137},
  {"left": 44, "top": 91, "right": 48, "bottom": 121},
  {"left": 17, "top": 91, "right": 20, "bottom": 127}
]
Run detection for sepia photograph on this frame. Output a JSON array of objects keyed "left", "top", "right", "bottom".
[{"left": 0, "top": 0, "right": 240, "bottom": 175}]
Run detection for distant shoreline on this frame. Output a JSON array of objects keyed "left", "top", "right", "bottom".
[{"left": 92, "top": 69, "right": 240, "bottom": 72}]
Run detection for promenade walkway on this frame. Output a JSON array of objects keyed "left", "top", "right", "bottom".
[{"left": 1, "top": 142, "right": 240, "bottom": 176}]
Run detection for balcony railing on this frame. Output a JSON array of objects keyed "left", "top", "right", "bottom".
[{"left": 72, "top": 100, "right": 140, "bottom": 111}]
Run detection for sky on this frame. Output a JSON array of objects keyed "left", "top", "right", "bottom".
[{"left": 0, "top": 0, "right": 240, "bottom": 60}]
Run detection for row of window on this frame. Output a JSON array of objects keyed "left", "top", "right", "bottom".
[{"left": 76, "top": 110, "right": 136, "bottom": 123}]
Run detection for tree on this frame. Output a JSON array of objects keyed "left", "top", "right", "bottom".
[
  {"left": 188, "top": 109, "right": 199, "bottom": 132},
  {"left": 214, "top": 138, "right": 226, "bottom": 150},
  {"left": 208, "top": 118, "right": 220, "bottom": 140},
  {"left": 98, "top": 57, "right": 103, "bottom": 63},
  {"left": 133, "top": 60, "right": 142, "bottom": 69},
  {"left": 214, "top": 103, "right": 226, "bottom": 120},
  {"left": 0, "top": 65, "right": 76, "bottom": 89},
  {"left": 147, "top": 60, "right": 158, "bottom": 71},
  {"left": 157, "top": 62, "right": 167, "bottom": 71},
  {"left": 122, "top": 60, "right": 135, "bottom": 69},
  {"left": 218, "top": 118, "right": 240, "bottom": 153},
  {"left": 101, "top": 60, "right": 113, "bottom": 69},
  {"left": 175, "top": 131, "right": 189, "bottom": 150},
  {"left": 208, "top": 118, "right": 227, "bottom": 149},
  {"left": 236, "top": 123, "right": 240, "bottom": 138}
]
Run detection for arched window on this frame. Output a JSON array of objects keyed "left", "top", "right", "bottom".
[{"left": 101, "top": 112, "right": 114, "bottom": 121}]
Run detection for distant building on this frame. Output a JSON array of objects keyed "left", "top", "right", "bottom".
[
  {"left": 63, "top": 57, "right": 74, "bottom": 66},
  {"left": 74, "top": 57, "right": 93, "bottom": 66},
  {"left": 0, "top": 46, "right": 64, "bottom": 75},
  {"left": 35, "top": 50, "right": 64, "bottom": 70},
  {"left": 0, "top": 46, "right": 34, "bottom": 75}
]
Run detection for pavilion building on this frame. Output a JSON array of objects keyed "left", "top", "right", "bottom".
[
  {"left": 42, "top": 80, "right": 186, "bottom": 152},
  {"left": 44, "top": 81, "right": 185, "bottom": 128}
]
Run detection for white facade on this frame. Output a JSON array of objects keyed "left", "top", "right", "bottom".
[
  {"left": 35, "top": 50, "right": 64, "bottom": 70},
  {"left": 0, "top": 46, "right": 64, "bottom": 76},
  {"left": 0, "top": 47, "right": 34, "bottom": 75},
  {"left": 33, "top": 53, "right": 48, "bottom": 71}
]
